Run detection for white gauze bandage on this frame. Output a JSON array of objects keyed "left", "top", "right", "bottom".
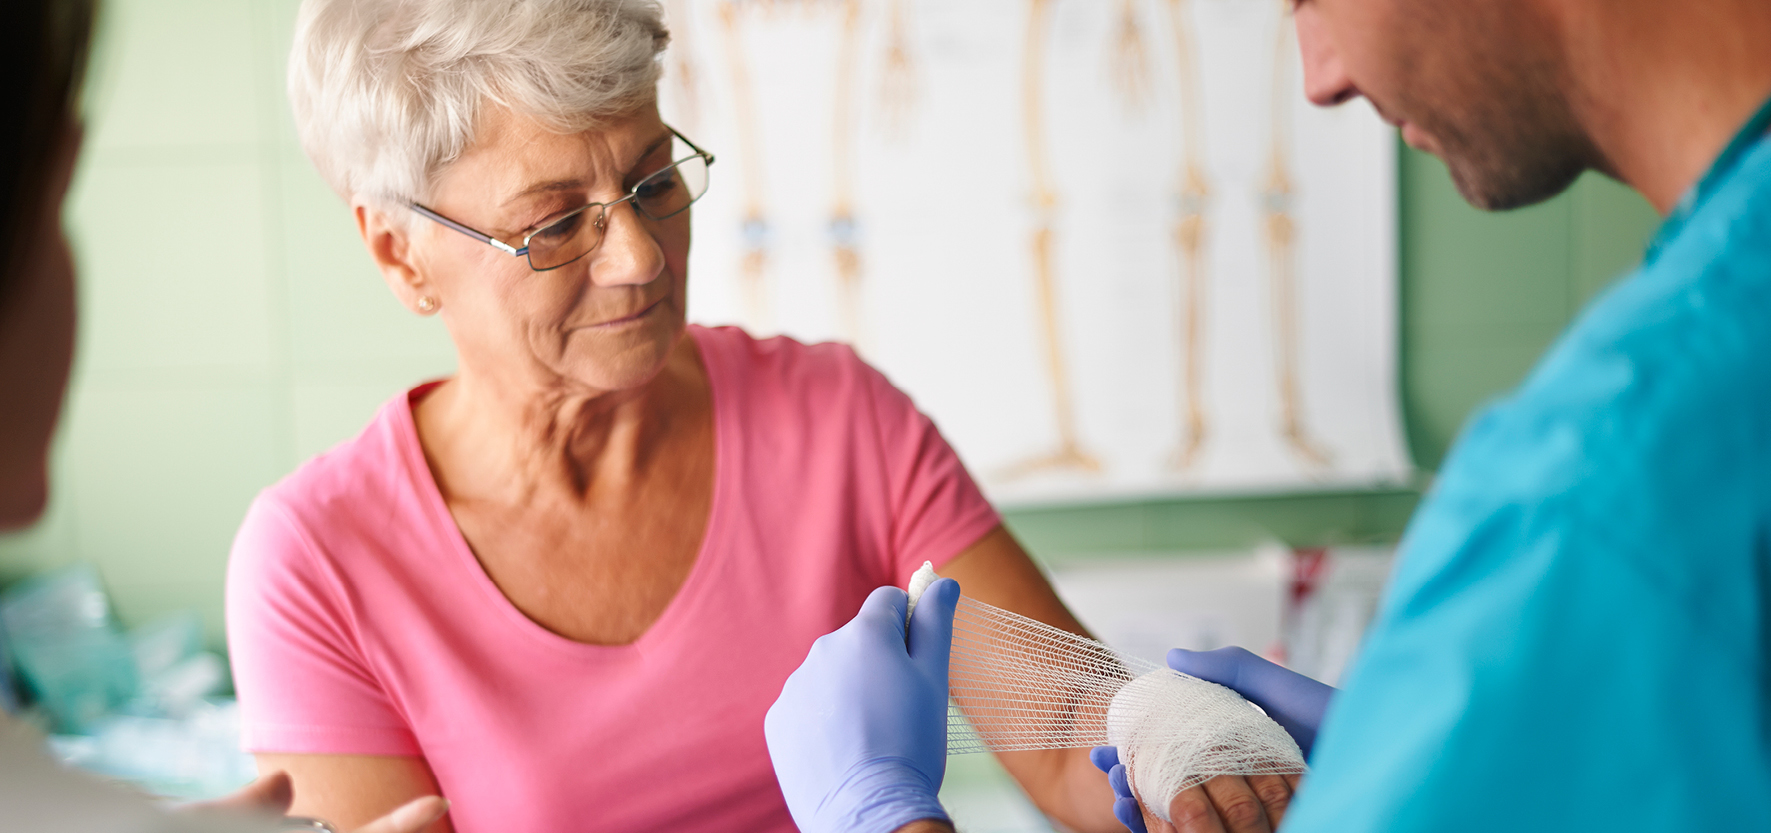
[{"left": 905, "top": 562, "right": 1307, "bottom": 821}]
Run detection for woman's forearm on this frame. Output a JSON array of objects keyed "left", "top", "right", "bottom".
[
  {"left": 254, "top": 753, "right": 453, "bottom": 833},
  {"left": 992, "top": 747, "right": 1121, "bottom": 832},
  {"left": 938, "top": 529, "right": 1122, "bottom": 831}
]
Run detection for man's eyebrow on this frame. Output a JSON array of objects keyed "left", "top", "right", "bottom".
[{"left": 499, "top": 131, "right": 675, "bottom": 207}]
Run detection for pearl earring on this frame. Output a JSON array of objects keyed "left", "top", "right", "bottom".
[{"left": 416, "top": 296, "right": 438, "bottom": 313}]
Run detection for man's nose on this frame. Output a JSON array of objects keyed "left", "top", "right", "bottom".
[
  {"left": 587, "top": 201, "right": 665, "bottom": 288},
  {"left": 1295, "top": 7, "right": 1359, "bottom": 107}
]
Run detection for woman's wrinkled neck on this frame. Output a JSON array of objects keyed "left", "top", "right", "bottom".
[{"left": 415, "top": 331, "right": 706, "bottom": 504}]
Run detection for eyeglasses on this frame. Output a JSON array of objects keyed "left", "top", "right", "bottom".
[{"left": 409, "top": 126, "right": 714, "bottom": 272}]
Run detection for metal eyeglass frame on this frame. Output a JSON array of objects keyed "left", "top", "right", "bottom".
[{"left": 408, "top": 126, "right": 714, "bottom": 272}]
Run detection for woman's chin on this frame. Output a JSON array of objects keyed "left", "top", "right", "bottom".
[{"left": 556, "top": 325, "right": 684, "bottom": 391}]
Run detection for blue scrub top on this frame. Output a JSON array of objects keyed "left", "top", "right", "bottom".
[{"left": 1285, "top": 110, "right": 1771, "bottom": 830}]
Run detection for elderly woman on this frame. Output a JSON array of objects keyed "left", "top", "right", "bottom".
[{"left": 224, "top": 1, "right": 1123, "bottom": 831}]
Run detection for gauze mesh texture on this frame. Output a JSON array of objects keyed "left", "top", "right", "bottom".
[
  {"left": 945, "top": 592, "right": 1157, "bottom": 753},
  {"left": 905, "top": 562, "right": 1307, "bottom": 820}
]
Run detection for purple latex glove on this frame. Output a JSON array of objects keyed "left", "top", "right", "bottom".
[
  {"left": 1167, "top": 646, "right": 1336, "bottom": 759},
  {"left": 764, "top": 579, "right": 960, "bottom": 833},
  {"left": 1089, "top": 746, "right": 1147, "bottom": 833}
]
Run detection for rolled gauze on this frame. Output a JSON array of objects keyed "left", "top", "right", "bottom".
[
  {"left": 1107, "top": 669, "right": 1307, "bottom": 821},
  {"left": 906, "top": 561, "right": 1307, "bottom": 820}
]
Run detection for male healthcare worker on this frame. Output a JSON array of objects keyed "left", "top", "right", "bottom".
[{"left": 763, "top": 0, "right": 1771, "bottom": 831}]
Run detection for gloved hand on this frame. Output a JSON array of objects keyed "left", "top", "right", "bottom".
[
  {"left": 1089, "top": 746, "right": 1148, "bottom": 833},
  {"left": 764, "top": 579, "right": 961, "bottom": 833},
  {"left": 1166, "top": 646, "right": 1336, "bottom": 759}
]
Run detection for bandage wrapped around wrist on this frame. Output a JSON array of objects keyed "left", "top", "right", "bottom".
[{"left": 907, "top": 563, "right": 1306, "bottom": 821}]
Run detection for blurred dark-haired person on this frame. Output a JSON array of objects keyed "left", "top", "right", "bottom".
[{"left": 0, "top": 2, "right": 441, "bottom": 831}]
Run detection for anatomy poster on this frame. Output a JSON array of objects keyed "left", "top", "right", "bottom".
[{"left": 666, "top": 0, "right": 1412, "bottom": 505}]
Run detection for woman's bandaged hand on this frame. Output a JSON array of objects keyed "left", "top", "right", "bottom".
[
  {"left": 1095, "top": 746, "right": 1300, "bottom": 833},
  {"left": 1165, "top": 647, "right": 1336, "bottom": 759},
  {"left": 1091, "top": 646, "right": 1328, "bottom": 831}
]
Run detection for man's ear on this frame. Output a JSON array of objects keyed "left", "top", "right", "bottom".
[{"left": 354, "top": 198, "right": 437, "bottom": 315}]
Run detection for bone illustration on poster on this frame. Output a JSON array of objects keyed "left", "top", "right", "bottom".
[
  {"left": 701, "top": 0, "right": 906, "bottom": 345},
  {"left": 1108, "top": 0, "right": 1152, "bottom": 113},
  {"left": 675, "top": 0, "right": 1407, "bottom": 504},
  {"left": 715, "top": 1, "right": 774, "bottom": 331},
  {"left": 829, "top": 0, "right": 868, "bottom": 348},
  {"left": 996, "top": 0, "right": 1103, "bottom": 482},
  {"left": 1261, "top": 2, "right": 1331, "bottom": 468},
  {"left": 878, "top": 0, "right": 918, "bottom": 139},
  {"left": 1162, "top": 0, "right": 1213, "bottom": 472},
  {"left": 664, "top": 0, "right": 703, "bottom": 136}
]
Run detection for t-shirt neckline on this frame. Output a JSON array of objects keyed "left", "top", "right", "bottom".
[{"left": 389, "top": 326, "right": 730, "bottom": 657}]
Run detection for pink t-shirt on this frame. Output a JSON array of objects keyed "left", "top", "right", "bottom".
[{"left": 225, "top": 326, "right": 1000, "bottom": 833}]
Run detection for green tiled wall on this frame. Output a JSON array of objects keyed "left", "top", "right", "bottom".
[
  {"left": 0, "top": 1, "right": 1661, "bottom": 645},
  {"left": 0, "top": 0, "right": 459, "bottom": 644}
]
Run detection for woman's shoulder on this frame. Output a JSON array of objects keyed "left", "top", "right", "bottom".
[
  {"left": 689, "top": 325, "right": 945, "bottom": 472},
  {"left": 692, "top": 324, "right": 870, "bottom": 375},
  {"left": 691, "top": 324, "right": 889, "bottom": 403},
  {"left": 248, "top": 385, "right": 432, "bottom": 537}
]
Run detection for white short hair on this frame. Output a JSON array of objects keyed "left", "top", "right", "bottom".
[{"left": 289, "top": 0, "right": 668, "bottom": 207}]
